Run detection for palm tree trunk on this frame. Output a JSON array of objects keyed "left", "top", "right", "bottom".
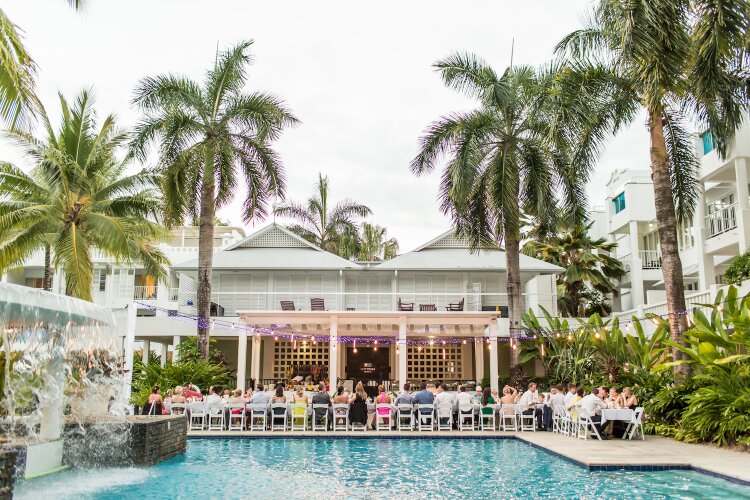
[
  {"left": 648, "top": 109, "right": 690, "bottom": 377},
  {"left": 197, "top": 144, "right": 216, "bottom": 360},
  {"left": 43, "top": 244, "right": 52, "bottom": 291},
  {"left": 569, "top": 281, "right": 580, "bottom": 318},
  {"left": 505, "top": 230, "right": 522, "bottom": 368}
]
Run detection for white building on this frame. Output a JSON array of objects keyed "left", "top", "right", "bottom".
[{"left": 593, "top": 118, "right": 750, "bottom": 315}]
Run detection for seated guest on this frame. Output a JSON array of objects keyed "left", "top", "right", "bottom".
[
  {"left": 292, "top": 388, "right": 308, "bottom": 421},
  {"left": 229, "top": 389, "right": 245, "bottom": 404},
  {"left": 374, "top": 385, "right": 392, "bottom": 428},
  {"left": 456, "top": 385, "right": 474, "bottom": 406},
  {"left": 348, "top": 382, "right": 368, "bottom": 427},
  {"left": 271, "top": 385, "right": 287, "bottom": 415},
  {"left": 143, "top": 386, "right": 163, "bottom": 415},
  {"left": 607, "top": 387, "right": 621, "bottom": 408},
  {"left": 434, "top": 383, "right": 452, "bottom": 425},
  {"left": 312, "top": 382, "right": 332, "bottom": 424},
  {"left": 204, "top": 386, "right": 222, "bottom": 405},
  {"left": 411, "top": 382, "right": 435, "bottom": 414},
  {"left": 621, "top": 387, "right": 638, "bottom": 409},
  {"left": 184, "top": 384, "right": 202, "bottom": 401},
  {"left": 579, "top": 387, "right": 607, "bottom": 436},
  {"left": 564, "top": 384, "right": 577, "bottom": 406},
  {"left": 333, "top": 386, "right": 349, "bottom": 404},
  {"left": 480, "top": 387, "right": 495, "bottom": 415},
  {"left": 250, "top": 384, "right": 270, "bottom": 405},
  {"left": 171, "top": 386, "right": 186, "bottom": 404},
  {"left": 222, "top": 389, "right": 231, "bottom": 403},
  {"left": 499, "top": 385, "right": 518, "bottom": 405},
  {"left": 518, "top": 382, "right": 544, "bottom": 429},
  {"left": 567, "top": 386, "right": 585, "bottom": 418},
  {"left": 395, "top": 383, "right": 413, "bottom": 405},
  {"left": 243, "top": 388, "right": 253, "bottom": 400},
  {"left": 475, "top": 386, "right": 483, "bottom": 402},
  {"left": 543, "top": 384, "right": 566, "bottom": 430}
]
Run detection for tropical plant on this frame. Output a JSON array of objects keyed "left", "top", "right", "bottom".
[
  {"left": 130, "top": 358, "right": 233, "bottom": 407},
  {"left": 0, "top": 90, "right": 169, "bottom": 300},
  {"left": 274, "top": 172, "right": 372, "bottom": 256},
  {"left": 724, "top": 249, "right": 750, "bottom": 286},
  {"left": 0, "top": 8, "right": 36, "bottom": 130},
  {"left": 411, "top": 54, "right": 603, "bottom": 369},
  {"left": 357, "top": 222, "right": 399, "bottom": 261},
  {"left": 523, "top": 222, "right": 625, "bottom": 316},
  {"left": 131, "top": 40, "right": 297, "bottom": 358},
  {"left": 176, "top": 336, "right": 229, "bottom": 367},
  {"left": 556, "top": 0, "right": 750, "bottom": 373}
]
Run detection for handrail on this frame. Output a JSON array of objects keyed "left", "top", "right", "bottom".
[{"left": 705, "top": 202, "right": 738, "bottom": 238}]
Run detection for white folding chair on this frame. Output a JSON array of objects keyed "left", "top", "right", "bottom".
[
  {"left": 207, "top": 403, "right": 225, "bottom": 431},
  {"left": 375, "top": 404, "right": 393, "bottom": 431},
  {"left": 500, "top": 404, "right": 517, "bottom": 431},
  {"left": 249, "top": 403, "right": 267, "bottom": 431},
  {"left": 436, "top": 402, "right": 453, "bottom": 431},
  {"left": 458, "top": 404, "right": 475, "bottom": 430},
  {"left": 332, "top": 403, "right": 349, "bottom": 431},
  {"left": 271, "top": 403, "right": 288, "bottom": 431},
  {"left": 480, "top": 404, "right": 496, "bottom": 431},
  {"left": 290, "top": 403, "right": 308, "bottom": 431},
  {"left": 312, "top": 404, "right": 330, "bottom": 431},
  {"left": 576, "top": 407, "right": 602, "bottom": 440},
  {"left": 397, "top": 404, "right": 414, "bottom": 431},
  {"left": 170, "top": 402, "right": 186, "bottom": 416},
  {"left": 417, "top": 404, "right": 435, "bottom": 431},
  {"left": 623, "top": 407, "right": 644, "bottom": 440},
  {"left": 518, "top": 407, "right": 536, "bottom": 432},
  {"left": 552, "top": 404, "right": 564, "bottom": 434},
  {"left": 188, "top": 402, "right": 206, "bottom": 431},
  {"left": 227, "top": 403, "right": 246, "bottom": 431}
]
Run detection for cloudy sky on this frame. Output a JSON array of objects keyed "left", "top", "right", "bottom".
[{"left": 3, "top": 0, "right": 651, "bottom": 251}]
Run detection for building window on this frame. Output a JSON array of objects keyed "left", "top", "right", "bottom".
[
  {"left": 25, "top": 277, "right": 44, "bottom": 289},
  {"left": 96, "top": 269, "right": 107, "bottom": 292},
  {"left": 677, "top": 216, "right": 695, "bottom": 250},
  {"left": 701, "top": 130, "right": 715, "bottom": 155},
  {"left": 613, "top": 192, "right": 626, "bottom": 214}
]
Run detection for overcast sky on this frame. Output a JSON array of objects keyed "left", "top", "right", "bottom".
[{"left": 3, "top": 0, "right": 651, "bottom": 251}]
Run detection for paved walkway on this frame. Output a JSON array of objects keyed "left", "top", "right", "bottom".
[{"left": 188, "top": 430, "right": 750, "bottom": 484}]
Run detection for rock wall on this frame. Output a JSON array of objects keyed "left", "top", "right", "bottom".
[{"left": 0, "top": 450, "right": 16, "bottom": 500}]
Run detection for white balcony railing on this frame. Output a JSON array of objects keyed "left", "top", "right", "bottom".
[
  {"left": 640, "top": 250, "right": 662, "bottom": 269},
  {"left": 705, "top": 202, "right": 738, "bottom": 238},
  {"left": 133, "top": 285, "right": 158, "bottom": 300}
]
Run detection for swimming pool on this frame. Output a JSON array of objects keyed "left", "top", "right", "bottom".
[{"left": 15, "top": 438, "right": 750, "bottom": 499}]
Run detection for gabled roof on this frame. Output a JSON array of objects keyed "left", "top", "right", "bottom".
[
  {"left": 375, "top": 229, "right": 563, "bottom": 274},
  {"left": 172, "top": 223, "right": 363, "bottom": 271}
]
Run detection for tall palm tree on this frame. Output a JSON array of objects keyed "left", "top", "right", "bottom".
[
  {"left": 131, "top": 40, "right": 297, "bottom": 359},
  {"left": 357, "top": 223, "right": 399, "bottom": 261},
  {"left": 557, "top": 0, "right": 750, "bottom": 374},
  {"left": 522, "top": 223, "right": 625, "bottom": 317},
  {"left": 274, "top": 172, "right": 372, "bottom": 256},
  {"left": 0, "top": 90, "right": 169, "bottom": 300},
  {"left": 411, "top": 53, "right": 600, "bottom": 369}
]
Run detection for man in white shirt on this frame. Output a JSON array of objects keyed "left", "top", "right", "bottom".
[
  {"left": 204, "top": 386, "right": 222, "bottom": 405},
  {"left": 518, "top": 382, "right": 544, "bottom": 429},
  {"left": 543, "top": 384, "right": 567, "bottom": 430},
  {"left": 250, "top": 384, "right": 270, "bottom": 405},
  {"left": 579, "top": 387, "right": 607, "bottom": 436},
  {"left": 564, "top": 384, "right": 577, "bottom": 406},
  {"left": 434, "top": 383, "right": 453, "bottom": 426}
]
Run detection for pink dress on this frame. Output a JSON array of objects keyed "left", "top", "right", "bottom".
[{"left": 376, "top": 393, "right": 391, "bottom": 415}]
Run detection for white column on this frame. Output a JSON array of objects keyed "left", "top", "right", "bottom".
[
  {"left": 158, "top": 342, "right": 167, "bottom": 368},
  {"left": 398, "top": 316, "right": 407, "bottom": 388},
  {"left": 122, "top": 301, "right": 138, "bottom": 412},
  {"left": 250, "top": 331, "right": 262, "bottom": 384},
  {"left": 735, "top": 157, "right": 750, "bottom": 252},
  {"left": 474, "top": 336, "right": 485, "bottom": 382},
  {"left": 628, "top": 220, "right": 645, "bottom": 306},
  {"left": 487, "top": 324, "right": 499, "bottom": 394},
  {"left": 141, "top": 339, "right": 150, "bottom": 364},
  {"left": 237, "top": 329, "right": 248, "bottom": 391},
  {"left": 172, "top": 335, "right": 181, "bottom": 362},
  {"left": 329, "top": 316, "right": 338, "bottom": 389},
  {"left": 695, "top": 185, "right": 716, "bottom": 289}
]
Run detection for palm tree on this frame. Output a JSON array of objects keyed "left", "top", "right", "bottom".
[
  {"left": 0, "top": 90, "right": 169, "bottom": 300},
  {"left": 357, "top": 223, "right": 399, "bottom": 261},
  {"left": 274, "top": 172, "right": 372, "bottom": 256},
  {"left": 131, "top": 40, "right": 297, "bottom": 359},
  {"left": 523, "top": 223, "right": 625, "bottom": 317},
  {"left": 557, "top": 1, "right": 749, "bottom": 374},
  {"left": 0, "top": 8, "right": 36, "bottom": 130},
  {"left": 411, "top": 53, "right": 599, "bottom": 369}
]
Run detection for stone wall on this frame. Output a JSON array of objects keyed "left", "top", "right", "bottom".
[
  {"left": 0, "top": 450, "right": 17, "bottom": 500},
  {"left": 63, "top": 415, "right": 186, "bottom": 468}
]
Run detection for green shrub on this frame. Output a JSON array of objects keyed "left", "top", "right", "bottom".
[
  {"left": 130, "top": 358, "right": 233, "bottom": 407},
  {"left": 724, "top": 250, "right": 750, "bottom": 285}
]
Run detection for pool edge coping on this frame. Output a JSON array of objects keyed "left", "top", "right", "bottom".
[{"left": 185, "top": 434, "right": 750, "bottom": 487}]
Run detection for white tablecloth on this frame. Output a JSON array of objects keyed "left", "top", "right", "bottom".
[{"left": 600, "top": 408, "right": 633, "bottom": 425}]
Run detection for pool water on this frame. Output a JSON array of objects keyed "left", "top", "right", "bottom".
[{"left": 15, "top": 438, "right": 750, "bottom": 499}]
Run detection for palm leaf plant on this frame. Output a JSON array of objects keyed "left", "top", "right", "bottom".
[
  {"left": 411, "top": 53, "right": 607, "bottom": 369},
  {"left": 0, "top": 90, "right": 169, "bottom": 300},
  {"left": 556, "top": 0, "right": 750, "bottom": 374},
  {"left": 274, "top": 172, "right": 372, "bottom": 256},
  {"left": 357, "top": 222, "right": 399, "bottom": 261},
  {"left": 131, "top": 40, "right": 297, "bottom": 358}
]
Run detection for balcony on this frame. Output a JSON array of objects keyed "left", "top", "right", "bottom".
[
  {"left": 133, "top": 285, "right": 158, "bottom": 300},
  {"left": 705, "top": 202, "right": 738, "bottom": 238},
  {"left": 640, "top": 250, "right": 662, "bottom": 269}
]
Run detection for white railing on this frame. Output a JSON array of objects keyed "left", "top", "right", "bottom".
[
  {"left": 705, "top": 202, "right": 738, "bottom": 238},
  {"left": 639, "top": 250, "right": 662, "bottom": 269},
  {"left": 613, "top": 289, "right": 715, "bottom": 322},
  {"left": 133, "top": 285, "right": 158, "bottom": 300},
  {"left": 171, "top": 291, "right": 556, "bottom": 317},
  {"left": 169, "top": 287, "right": 179, "bottom": 301}
]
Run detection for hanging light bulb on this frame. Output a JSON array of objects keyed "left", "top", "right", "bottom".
[
  {"left": 442, "top": 348, "right": 446, "bottom": 360},
  {"left": 511, "top": 342, "right": 517, "bottom": 350},
  {"left": 274, "top": 335, "right": 278, "bottom": 341},
  {"left": 353, "top": 339, "right": 357, "bottom": 353},
  {"left": 567, "top": 334, "right": 572, "bottom": 341},
  {"left": 717, "top": 304, "right": 724, "bottom": 312},
  {"left": 441, "top": 340, "right": 446, "bottom": 345},
  {"left": 462, "top": 339, "right": 467, "bottom": 344},
  {"left": 418, "top": 346, "right": 422, "bottom": 352},
  {"left": 429, "top": 340, "right": 434, "bottom": 346},
  {"left": 595, "top": 331, "right": 600, "bottom": 339},
  {"left": 556, "top": 332, "right": 561, "bottom": 338},
  {"left": 396, "top": 347, "right": 400, "bottom": 355},
  {"left": 487, "top": 342, "right": 492, "bottom": 350}
]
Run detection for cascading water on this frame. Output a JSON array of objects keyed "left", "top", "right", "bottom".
[{"left": 0, "top": 282, "right": 129, "bottom": 478}]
